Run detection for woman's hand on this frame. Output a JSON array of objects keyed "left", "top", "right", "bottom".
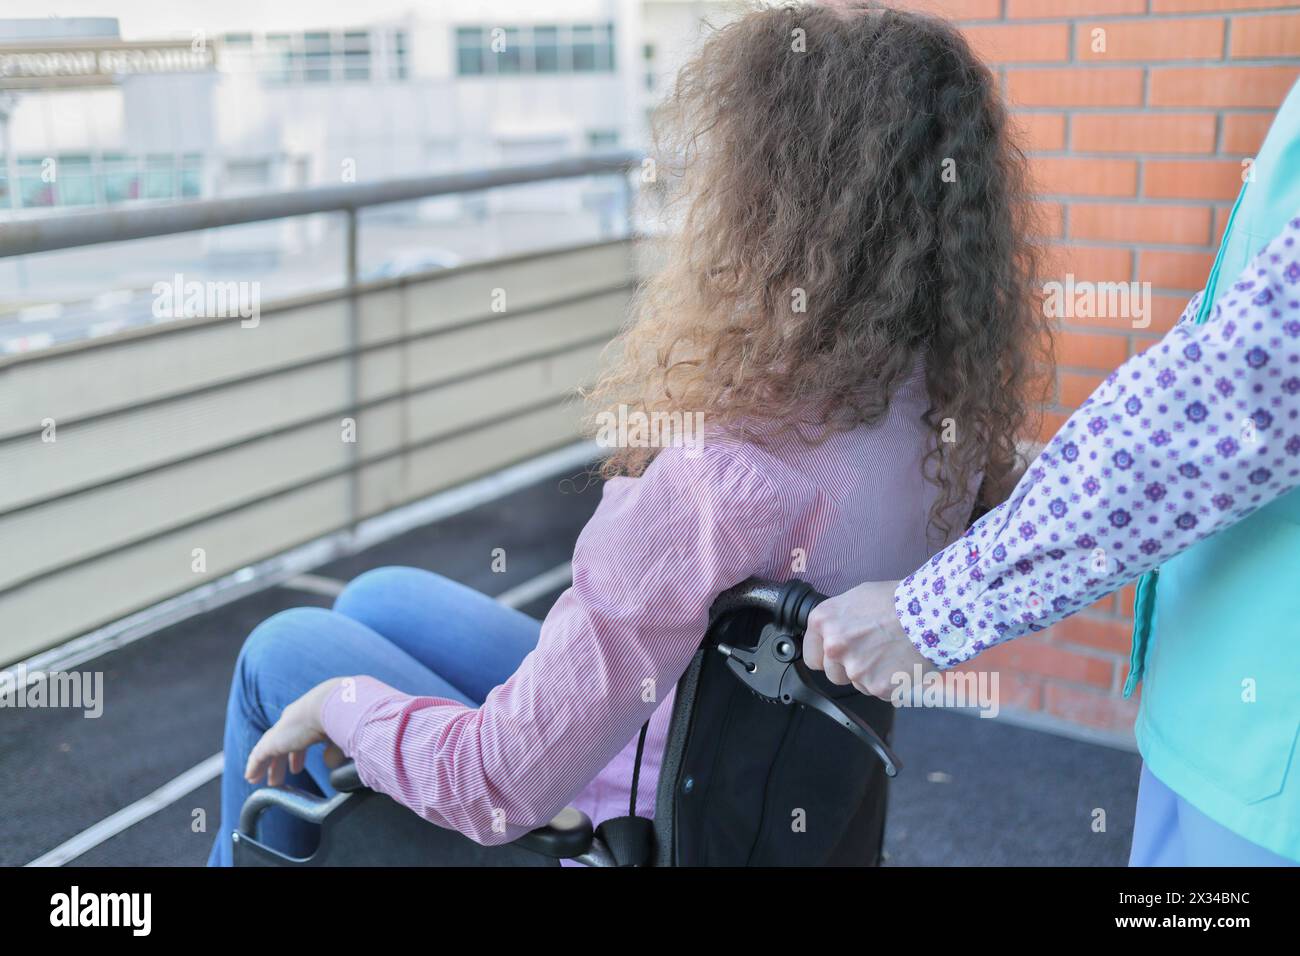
[
  {"left": 245, "top": 677, "right": 348, "bottom": 787},
  {"left": 803, "top": 580, "right": 933, "bottom": 699}
]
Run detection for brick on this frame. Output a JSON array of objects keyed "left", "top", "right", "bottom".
[
  {"left": 1231, "top": 13, "right": 1300, "bottom": 58},
  {"left": 1154, "top": 0, "right": 1298, "bottom": 12},
  {"left": 1055, "top": 329, "right": 1130, "bottom": 370},
  {"left": 1041, "top": 244, "right": 1135, "bottom": 284},
  {"left": 1060, "top": 370, "right": 1107, "bottom": 406},
  {"left": 1032, "top": 157, "right": 1138, "bottom": 197},
  {"left": 976, "top": 638, "right": 1115, "bottom": 688},
  {"left": 1150, "top": 66, "right": 1299, "bottom": 108},
  {"left": 954, "top": 661, "right": 1043, "bottom": 711},
  {"left": 1145, "top": 159, "right": 1246, "bottom": 201},
  {"left": 1118, "top": 584, "right": 1137, "bottom": 615},
  {"left": 1077, "top": 18, "right": 1224, "bottom": 62},
  {"left": 964, "top": 23, "right": 1070, "bottom": 63},
  {"left": 1070, "top": 202, "right": 1211, "bottom": 245},
  {"left": 1071, "top": 113, "right": 1217, "bottom": 154},
  {"left": 1214, "top": 205, "right": 1232, "bottom": 245},
  {"left": 1150, "top": 294, "right": 1192, "bottom": 332},
  {"left": 1009, "top": 0, "right": 1144, "bottom": 16},
  {"left": 1007, "top": 68, "right": 1144, "bottom": 108},
  {"left": 1222, "top": 113, "right": 1275, "bottom": 154},
  {"left": 1012, "top": 112, "right": 1067, "bottom": 151},
  {"left": 1044, "top": 683, "right": 1139, "bottom": 733},
  {"left": 1050, "top": 615, "right": 1133, "bottom": 656},
  {"left": 1139, "top": 249, "right": 1216, "bottom": 290},
  {"left": 1088, "top": 593, "right": 1118, "bottom": 616}
]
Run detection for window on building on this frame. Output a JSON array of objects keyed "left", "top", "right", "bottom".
[
  {"left": 303, "top": 32, "right": 333, "bottom": 82},
  {"left": 179, "top": 154, "right": 204, "bottom": 198},
  {"left": 141, "top": 155, "right": 177, "bottom": 201},
  {"left": 16, "top": 158, "right": 52, "bottom": 208},
  {"left": 221, "top": 33, "right": 256, "bottom": 72},
  {"left": 262, "top": 33, "right": 293, "bottom": 83},
  {"left": 343, "top": 31, "right": 371, "bottom": 81},
  {"left": 497, "top": 27, "right": 524, "bottom": 74},
  {"left": 571, "top": 24, "right": 597, "bottom": 72},
  {"left": 389, "top": 29, "right": 409, "bottom": 80},
  {"left": 3, "top": 152, "right": 208, "bottom": 209},
  {"left": 454, "top": 22, "right": 615, "bottom": 76},
  {"left": 533, "top": 26, "right": 560, "bottom": 73},
  {"left": 225, "top": 29, "right": 399, "bottom": 85},
  {"left": 596, "top": 24, "right": 615, "bottom": 70},
  {"left": 643, "top": 42, "right": 656, "bottom": 91},
  {"left": 456, "top": 27, "right": 484, "bottom": 75},
  {"left": 101, "top": 153, "right": 137, "bottom": 204},
  {"left": 56, "top": 154, "right": 96, "bottom": 206}
]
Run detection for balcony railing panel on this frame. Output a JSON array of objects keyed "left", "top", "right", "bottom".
[{"left": 0, "top": 235, "right": 634, "bottom": 661}]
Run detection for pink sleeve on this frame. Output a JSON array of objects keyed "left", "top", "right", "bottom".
[{"left": 318, "top": 444, "right": 784, "bottom": 845}]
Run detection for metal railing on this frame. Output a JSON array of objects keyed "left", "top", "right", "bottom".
[
  {"left": 0, "top": 150, "right": 642, "bottom": 258},
  {"left": 0, "top": 151, "right": 645, "bottom": 661}
]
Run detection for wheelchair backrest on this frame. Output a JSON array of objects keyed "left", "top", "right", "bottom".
[{"left": 651, "top": 606, "right": 895, "bottom": 865}]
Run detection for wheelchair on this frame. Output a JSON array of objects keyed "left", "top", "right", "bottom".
[{"left": 232, "top": 578, "right": 901, "bottom": 867}]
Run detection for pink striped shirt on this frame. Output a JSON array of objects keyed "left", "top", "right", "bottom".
[{"left": 320, "top": 363, "right": 955, "bottom": 848}]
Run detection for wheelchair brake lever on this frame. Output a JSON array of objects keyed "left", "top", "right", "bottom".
[
  {"left": 781, "top": 660, "right": 901, "bottom": 777},
  {"left": 717, "top": 623, "right": 902, "bottom": 777}
]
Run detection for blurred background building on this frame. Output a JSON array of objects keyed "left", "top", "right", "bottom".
[
  {"left": 0, "top": 0, "right": 735, "bottom": 202},
  {"left": 0, "top": 0, "right": 725, "bottom": 346}
]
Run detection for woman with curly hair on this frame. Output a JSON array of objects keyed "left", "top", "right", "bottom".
[{"left": 207, "top": 1, "right": 1048, "bottom": 865}]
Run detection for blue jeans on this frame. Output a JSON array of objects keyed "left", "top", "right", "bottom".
[{"left": 206, "top": 567, "right": 541, "bottom": 866}]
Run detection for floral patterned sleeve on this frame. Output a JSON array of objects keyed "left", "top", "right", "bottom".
[{"left": 896, "top": 211, "right": 1300, "bottom": 667}]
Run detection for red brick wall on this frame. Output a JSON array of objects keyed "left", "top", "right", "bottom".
[{"left": 907, "top": 0, "right": 1300, "bottom": 739}]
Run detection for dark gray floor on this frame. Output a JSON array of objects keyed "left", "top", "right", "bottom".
[
  {"left": 884, "top": 709, "right": 1140, "bottom": 866},
  {"left": 3, "top": 466, "right": 1141, "bottom": 867},
  {"left": 1, "top": 467, "right": 605, "bottom": 868}
]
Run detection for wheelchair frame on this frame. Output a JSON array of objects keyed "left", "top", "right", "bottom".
[{"left": 232, "top": 577, "right": 896, "bottom": 867}]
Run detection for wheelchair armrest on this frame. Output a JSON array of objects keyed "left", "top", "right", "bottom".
[
  {"left": 329, "top": 760, "right": 364, "bottom": 792},
  {"left": 327, "top": 759, "right": 595, "bottom": 859},
  {"left": 513, "top": 807, "right": 595, "bottom": 859}
]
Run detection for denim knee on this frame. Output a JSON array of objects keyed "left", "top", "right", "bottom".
[
  {"left": 333, "top": 565, "right": 442, "bottom": 620},
  {"left": 234, "top": 606, "right": 335, "bottom": 721}
]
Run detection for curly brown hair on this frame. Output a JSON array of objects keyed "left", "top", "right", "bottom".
[{"left": 584, "top": 0, "right": 1051, "bottom": 534}]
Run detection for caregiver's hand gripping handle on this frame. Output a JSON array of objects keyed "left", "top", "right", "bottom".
[{"left": 711, "top": 578, "right": 903, "bottom": 777}]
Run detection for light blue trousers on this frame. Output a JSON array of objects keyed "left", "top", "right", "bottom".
[
  {"left": 206, "top": 566, "right": 541, "bottom": 866},
  {"left": 1129, "top": 764, "right": 1297, "bottom": 866}
]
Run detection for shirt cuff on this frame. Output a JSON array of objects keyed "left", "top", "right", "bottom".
[
  {"left": 319, "top": 675, "right": 403, "bottom": 755},
  {"left": 894, "top": 569, "right": 988, "bottom": 669},
  {"left": 895, "top": 579, "right": 946, "bottom": 668}
]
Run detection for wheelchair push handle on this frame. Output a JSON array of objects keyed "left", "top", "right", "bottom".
[
  {"left": 711, "top": 577, "right": 903, "bottom": 777},
  {"left": 710, "top": 577, "right": 825, "bottom": 631}
]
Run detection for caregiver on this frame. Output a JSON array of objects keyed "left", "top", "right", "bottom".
[{"left": 805, "top": 77, "right": 1300, "bottom": 866}]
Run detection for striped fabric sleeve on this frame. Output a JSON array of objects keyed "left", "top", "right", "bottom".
[{"left": 319, "top": 442, "right": 784, "bottom": 844}]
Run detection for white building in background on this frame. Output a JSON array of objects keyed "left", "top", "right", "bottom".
[{"left": 0, "top": 0, "right": 737, "bottom": 217}]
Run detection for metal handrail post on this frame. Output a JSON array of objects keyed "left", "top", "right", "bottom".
[{"left": 344, "top": 206, "right": 361, "bottom": 535}]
